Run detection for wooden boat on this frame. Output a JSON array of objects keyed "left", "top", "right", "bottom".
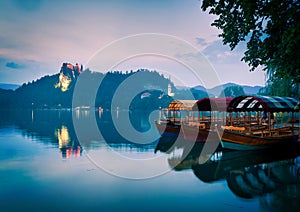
[
  {"left": 181, "top": 98, "right": 232, "bottom": 142},
  {"left": 181, "top": 122, "right": 216, "bottom": 142},
  {"left": 155, "top": 100, "right": 196, "bottom": 137},
  {"left": 217, "top": 126, "right": 297, "bottom": 150},
  {"left": 155, "top": 120, "right": 181, "bottom": 137},
  {"left": 216, "top": 95, "right": 299, "bottom": 150}
]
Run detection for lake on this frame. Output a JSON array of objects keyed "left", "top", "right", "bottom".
[{"left": 1, "top": 109, "right": 300, "bottom": 211}]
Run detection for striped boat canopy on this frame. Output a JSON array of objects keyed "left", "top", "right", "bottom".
[
  {"left": 167, "top": 100, "right": 197, "bottom": 111},
  {"left": 228, "top": 95, "right": 299, "bottom": 112},
  {"left": 192, "top": 98, "right": 233, "bottom": 111}
]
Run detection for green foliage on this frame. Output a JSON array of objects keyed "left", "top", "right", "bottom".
[
  {"left": 0, "top": 89, "right": 14, "bottom": 108},
  {"left": 129, "top": 90, "right": 173, "bottom": 111},
  {"left": 201, "top": 0, "right": 300, "bottom": 86},
  {"left": 13, "top": 74, "right": 73, "bottom": 108},
  {"left": 258, "top": 69, "right": 300, "bottom": 96},
  {"left": 95, "top": 69, "right": 173, "bottom": 109}
]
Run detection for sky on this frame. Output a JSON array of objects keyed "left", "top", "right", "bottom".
[{"left": 0, "top": 0, "right": 266, "bottom": 88}]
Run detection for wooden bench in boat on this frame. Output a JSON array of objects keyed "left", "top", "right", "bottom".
[
  {"left": 222, "top": 126, "right": 246, "bottom": 132},
  {"left": 188, "top": 122, "right": 207, "bottom": 129},
  {"left": 249, "top": 126, "right": 294, "bottom": 137}
]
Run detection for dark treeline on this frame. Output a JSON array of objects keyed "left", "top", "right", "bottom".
[
  {"left": 0, "top": 73, "right": 73, "bottom": 109},
  {"left": 94, "top": 69, "right": 174, "bottom": 110},
  {"left": 0, "top": 63, "right": 252, "bottom": 111}
]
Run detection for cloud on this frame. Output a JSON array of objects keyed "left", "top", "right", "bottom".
[
  {"left": 5, "top": 61, "right": 26, "bottom": 69},
  {"left": 202, "top": 39, "right": 246, "bottom": 64},
  {"left": 0, "top": 0, "right": 264, "bottom": 86},
  {"left": 195, "top": 37, "right": 208, "bottom": 46}
]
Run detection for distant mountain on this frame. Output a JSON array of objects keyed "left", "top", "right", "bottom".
[
  {"left": 241, "top": 85, "right": 264, "bottom": 95},
  {"left": 207, "top": 83, "right": 237, "bottom": 96},
  {"left": 175, "top": 85, "right": 190, "bottom": 90},
  {"left": 0, "top": 83, "right": 20, "bottom": 90},
  {"left": 191, "top": 85, "right": 207, "bottom": 92},
  {"left": 192, "top": 82, "right": 263, "bottom": 97}
]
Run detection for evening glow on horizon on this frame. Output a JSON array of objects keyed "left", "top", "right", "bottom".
[{"left": 0, "top": 0, "right": 265, "bottom": 87}]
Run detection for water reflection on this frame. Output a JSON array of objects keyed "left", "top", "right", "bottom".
[
  {"left": 0, "top": 109, "right": 158, "bottom": 158},
  {"left": 155, "top": 135, "right": 300, "bottom": 210},
  {"left": 56, "top": 125, "right": 81, "bottom": 158}
]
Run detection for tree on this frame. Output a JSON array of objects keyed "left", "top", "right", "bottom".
[
  {"left": 201, "top": 0, "right": 300, "bottom": 87},
  {"left": 258, "top": 68, "right": 300, "bottom": 96}
]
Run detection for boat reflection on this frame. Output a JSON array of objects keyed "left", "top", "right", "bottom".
[
  {"left": 155, "top": 135, "right": 220, "bottom": 171},
  {"left": 155, "top": 135, "right": 300, "bottom": 205},
  {"left": 193, "top": 147, "right": 300, "bottom": 211},
  {"left": 193, "top": 146, "right": 300, "bottom": 186}
]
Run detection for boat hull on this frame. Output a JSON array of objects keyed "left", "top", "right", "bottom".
[
  {"left": 181, "top": 124, "right": 219, "bottom": 142},
  {"left": 220, "top": 129, "right": 296, "bottom": 150},
  {"left": 155, "top": 121, "right": 181, "bottom": 137}
]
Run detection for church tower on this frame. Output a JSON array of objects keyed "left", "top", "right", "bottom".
[{"left": 167, "top": 75, "right": 175, "bottom": 97}]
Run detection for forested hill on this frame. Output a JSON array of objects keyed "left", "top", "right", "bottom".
[
  {"left": 0, "top": 64, "right": 175, "bottom": 110},
  {"left": 0, "top": 62, "right": 265, "bottom": 110}
]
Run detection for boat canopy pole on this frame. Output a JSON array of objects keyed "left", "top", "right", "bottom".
[
  {"left": 192, "top": 111, "right": 194, "bottom": 123},
  {"left": 173, "top": 110, "right": 175, "bottom": 123},
  {"left": 292, "top": 112, "right": 294, "bottom": 136},
  {"left": 298, "top": 108, "right": 300, "bottom": 140},
  {"left": 268, "top": 112, "right": 271, "bottom": 136}
]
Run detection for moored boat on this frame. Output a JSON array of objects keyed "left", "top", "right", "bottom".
[
  {"left": 155, "top": 120, "right": 181, "bottom": 137},
  {"left": 155, "top": 100, "right": 196, "bottom": 137},
  {"left": 217, "top": 127, "right": 297, "bottom": 150},
  {"left": 216, "top": 95, "right": 299, "bottom": 150},
  {"left": 181, "top": 98, "right": 232, "bottom": 142}
]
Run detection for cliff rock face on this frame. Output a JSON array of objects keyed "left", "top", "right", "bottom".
[{"left": 55, "top": 63, "right": 83, "bottom": 92}]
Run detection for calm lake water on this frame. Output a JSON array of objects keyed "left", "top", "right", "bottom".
[{"left": 1, "top": 109, "right": 300, "bottom": 211}]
